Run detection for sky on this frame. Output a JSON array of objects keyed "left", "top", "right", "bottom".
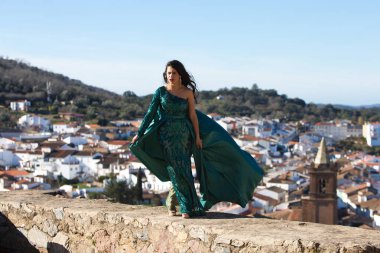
[{"left": 0, "top": 1, "right": 379, "bottom": 106}]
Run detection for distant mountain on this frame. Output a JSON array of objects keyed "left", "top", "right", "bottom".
[
  {"left": 323, "top": 104, "right": 380, "bottom": 110},
  {"left": 1, "top": 56, "right": 380, "bottom": 125},
  {"left": 354, "top": 104, "right": 380, "bottom": 109}
]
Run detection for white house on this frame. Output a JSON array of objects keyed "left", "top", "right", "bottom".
[
  {"left": 106, "top": 140, "right": 129, "bottom": 153},
  {"left": 0, "top": 150, "right": 21, "bottom": 167},
  {"left": 117, "top": 168, "right": 138, "bottom": 186},
  {"left": 363, "top": 122, "right": 380, "bottom": 147},
  {"left": 63, "top": 136, "right": 88, "bottom": 146},
  {"left": 15, "top": 150, "right": 44, "bottom": 171},
  {"left": 207, "top": 113, "right": 222, "bottom": 121},
  {"left": 18, "top": 114, "right": 50, "bottom": 131},
  {"left": 258, "top": 186, "right": 287, "bottom": 203},
  {"left": 143, "top": 168, "right": 172, "bottom": 193},
  {"left": 73, "top": 151, "right": 101, "bottom": 176},
  {"left": 216, "top": 117, "right": 236, "bottom": 133},
  {"left": 0, "top": 138, "right": 16, "bottom": 150},
  {"left": 10, "top": 100, "right": 31, "bottom": 111},
  {"left": 53, "top": 123, "right": 80, "bottom": 134},
  {"left": 252, "top": 192, "right": 278, "bottom": 213},
  {"left": 59, "top": 155, "right": 83, "bottom": 180},
  {"left": 11, "top": 180, "right": 40, "bottom": 190},
  {"left": 374, "top": 213, "right": 380, "bottom": 227},
  {"left": 337, "top": 182, "right": 371, "bottom": 211},
  {"left": 266, "top": 177, "right": 297, "bottom": 192},
  {"left": 313, "top": 121, "right": 362, "bottom": 141}
]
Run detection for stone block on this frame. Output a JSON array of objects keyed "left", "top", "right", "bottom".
[
  {"left": 28, "top": 225, "right": 48, "bottom": 248},
  {"left": 53, "top": 207, "right": 65, "bottom": 220}
]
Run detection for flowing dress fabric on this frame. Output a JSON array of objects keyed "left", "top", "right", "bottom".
[{"left": 130, "top": 86, "right": 264, "bottom": 211}]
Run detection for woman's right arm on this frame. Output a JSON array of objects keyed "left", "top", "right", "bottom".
[{"left": 132, "top": 88, "right": 160, "bottom": 143}]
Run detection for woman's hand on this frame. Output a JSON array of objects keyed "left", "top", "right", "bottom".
[
  {"left": 131, "top": 135, "right": 139, "bottom": 144},
  {"left": 196, "top": 136, "right": 203, "bottom": 149}
]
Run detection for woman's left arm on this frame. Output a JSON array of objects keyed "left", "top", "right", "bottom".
[{"left": 187, "top": 91, "right": 202, "bottom": 149}]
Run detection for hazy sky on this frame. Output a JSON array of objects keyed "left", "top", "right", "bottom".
[{"left": 0, "top": 1, "right": 379, "bottom": 106}]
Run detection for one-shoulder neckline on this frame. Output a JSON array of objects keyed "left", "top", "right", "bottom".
[{"left": 162, "top": 86, "right": 188, "bottom": 101}]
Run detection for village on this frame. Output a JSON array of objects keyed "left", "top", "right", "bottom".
[{"left": 1, "top": 99, "right": 380, "bottom": 229}]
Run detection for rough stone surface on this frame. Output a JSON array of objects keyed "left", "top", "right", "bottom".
[
  {"left": 28, "top": 225, "right": 48, "bottom": 248},
  {"left": 0, "top": 190, "right": 380, "bottom": 253}
]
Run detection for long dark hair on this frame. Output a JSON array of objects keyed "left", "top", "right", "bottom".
[{"left": 163, "top": 60, "right": 198, "bottom": 102}]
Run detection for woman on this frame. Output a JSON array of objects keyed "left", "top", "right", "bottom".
[{"left": 130, "top": 60, "right": 263, "bottom": 218}]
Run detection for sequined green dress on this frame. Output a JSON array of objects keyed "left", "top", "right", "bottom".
[{"left": 130, "top": 86, "right": 263, "bottom": 215}]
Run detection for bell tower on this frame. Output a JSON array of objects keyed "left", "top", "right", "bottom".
[{"left": 302, "top": 138, "right": 338, "bottom": 224}]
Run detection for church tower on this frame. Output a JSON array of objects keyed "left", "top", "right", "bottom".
[{"left": 302, "top": 138, "right": 338, "bottom": 224}]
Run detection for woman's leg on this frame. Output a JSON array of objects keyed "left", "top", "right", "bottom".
[
  {"left": 166, "top": 186, "right": 178, "bottom": 215},
  {"left": 160, "top": 121, "right": 204, "bottom": 217}
]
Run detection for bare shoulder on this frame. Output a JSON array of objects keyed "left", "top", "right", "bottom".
[{"left": 183, "top": 87, "right": 194, "bottom": 99}]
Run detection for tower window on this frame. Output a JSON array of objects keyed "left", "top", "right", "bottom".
[{"left": 319, "top": 178, "right": 327, "bottom": 193}]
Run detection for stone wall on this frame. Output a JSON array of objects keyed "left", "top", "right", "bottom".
[{"left": 1, "top": 191, "right": 380, "bottom": 253}]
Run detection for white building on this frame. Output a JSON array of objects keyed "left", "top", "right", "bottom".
[
  {"left": 312, "top": 121, "right": 362, "bottom": 141},
  {"left": 363, "top": 122, "right": 380, "bottom": 147},
  {"left": 15, "top": 150, "right": 44, "bottom": 171},
  {"left": 252, "top": 192, "right": 278, "bottom": 213},
  {"left": 106, "top": 140, "right": 129, "bottom": 153},
  {"left": 337, "top": 182, "right": 371, "bottom": 211},
  {"left": 73, "top": 151, "right": 101, "bottom": 176},
  {"left": 374, "top": 213, "right": 380, "bottom": 227},
  {"left": 18, "top": 114, "right": 51, "bottom": 131},
  {"left": 258, "top": 186, "right": 287, "bottom": 202},
  {"left": 266, "top": 178, "right": 297, "bottom": 192},
  {"left": 0, "top": 150, "right": 21, "bottom": 167},
  {"left": 63, "top": 136, "right": 88, "bottom": 146},
  {"left": 10, "top": 100, "right": 31, "bottom": 111},
  {"left": 216, "top": 117, "right": 236, "bottom": 133},
  {"left": 59, "top": 156, "right": 83, "bottom": 180},
  {"left": 0, "top": 138, "right": 16, "bottom": 150},
  {"left": 207, "top": 113, "right": 222, "bottom": 121},
  {"left": 53, "top": 123, "right": 80, "bottom": 134}
]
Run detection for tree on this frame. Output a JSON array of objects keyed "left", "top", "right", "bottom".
[
  {"left": 136, "top": 168, "right": 143, "bottom": 202},
  {"left": 97, "top": 118, "right": 109, "bottom": 126},
  {"left": 123, "top": 90, "right": 137, "bottom": 97},
  {"left": 104, "top": 177, "right": 138, "bottom": 204}
]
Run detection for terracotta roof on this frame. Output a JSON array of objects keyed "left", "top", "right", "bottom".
[
  {"left": 268, "top": 178, "right": 295, "bottom": 185},
  {"left": 267, "top": 186, "right": 286, "bottom": 194},
  {"left": 239, "top": 135, "right": 260, "bottom": 141},
  {"left": 74, "top": 151, "right": 94, "bottom": 156},
  {"left": 107, "top": 140, "right": 129, "bottom": 145},
  {"left": 86, "top": 124, "right": 101, "bottom": 129},
  {"left": 314, "top": 122, "right": 333, "bottom": 126},
  {"left": 253, "top": 193, "right": 279, "bottom": 206},
  {"left": 1, "top": 170, "right": 30, "bottom": 177},
  {"left": 360, "top": 199, "right": 380, "bottom": 210},
  {"left": 41, "top": 141, "right": 66, "bottom": 149},
  {"left": 343, "top": 183, "right": 370, "bottom": 195},
  {"left": 48, "top": 150, "right": 76, "bottom": 158}
]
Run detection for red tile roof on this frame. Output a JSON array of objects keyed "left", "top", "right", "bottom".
[
  {"left": 107, "top": 140, "right": 129, "bottom": 145},
  {"left": 1, "top": 170, "right": 30, "bottom": 177}
]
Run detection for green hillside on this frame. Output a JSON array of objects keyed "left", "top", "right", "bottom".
[{"left": 1, "top": 57, "right": 379, "bottom": 128}]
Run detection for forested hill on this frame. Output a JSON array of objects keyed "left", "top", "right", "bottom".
[
  {"left": 196, "top": 85, "right": 379, "bottom": 123},
  {"left": 0, "top": 57, "right": 379, "bottom": 127},
  {"left": 0, "top": 57, "right": 123, "bottom": 107}
]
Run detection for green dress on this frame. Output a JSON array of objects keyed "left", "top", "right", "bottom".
[{"left": 130, "top": 86, "right": 263, "bottom": 215}]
